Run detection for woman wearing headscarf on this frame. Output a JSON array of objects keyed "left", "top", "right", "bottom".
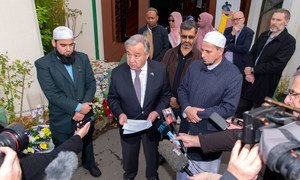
[
  {"left": 195, "top": 12, "right": 215, "bottom": 51},
  {"left": 167, "top": 11, "right": 182, "bottom": 48}
]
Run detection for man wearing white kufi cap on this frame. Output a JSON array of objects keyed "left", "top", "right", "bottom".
[
  {"left": 176, "top": 31, "right": 243, "bottom": 179},
  {"left": 35, "top": 26, "right": 102, "bottom": 177}
]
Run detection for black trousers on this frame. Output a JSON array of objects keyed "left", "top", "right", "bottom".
[
  {"left": 121, "top": 133, "right": 159, "bottom": 180},
  {"left": 51, "top": 123, "right": 96, "bottom": 169}
]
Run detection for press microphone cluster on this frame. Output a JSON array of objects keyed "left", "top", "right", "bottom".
[
  {"left": 156, "top": 119, "right": 181, "bottom": 146},
  {"left": 45, "top": 151, "right": 78, "bottom": 180},
  {"left": 158, "top": 140, "right": 193, "bottom": 176}
]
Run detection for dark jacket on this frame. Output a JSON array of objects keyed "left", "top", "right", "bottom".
[
  {"left": 224, "top": 26, "right": 254, "bottom": 73},
  {"left": 108, "top": 60, "right": 171, "bottom": 140},
  {"left": 199, "top": 129, "right": 241, "bottom": 154},
  {"left": 178, "top": 59, "right": 243, "bottom": 161},
  {"left": 20, "top": 135, "right": 83, "bottom": 180},
  {"left": 138, "top": 24, "right": 169, "bottom": 62},
  {"left": 242, "top": 28, "right": 296, "bottom": 105},
  {"left": 35, "top": 51, "right": 96, "bottom": 133},
  {"left": 161, "top": 45, "right": 201, "bottom": 92}
]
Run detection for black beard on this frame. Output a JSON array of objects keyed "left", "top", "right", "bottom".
[{"left": 55, "top": 50, "right": 75, "bottom": 65}]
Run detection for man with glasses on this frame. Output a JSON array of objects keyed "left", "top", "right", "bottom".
[
  {"left": 35, "top": 26, "right": 101, "bottom": 177},
  {"left": 162, "top": 20, "right": 200, "bottom": 133},
  {"left": 236, "top": 9, "right": 296, "bottom": 117},
  {"left": 138, "top": 7, "right": 169, "bottom": 62},
  {"left": 176, "top": 31, "right": 243, "bottom": 179},
  {"left": 223, "top": 11, "right": 254, "bottom": 73}
]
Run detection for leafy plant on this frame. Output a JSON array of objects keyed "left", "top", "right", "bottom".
[
  {"left": 35, "top": 0, "right": 66, "bottom": 53},
  {"left": 0, "top": 53, "right": 34, "bottom": 121},
  {"left": 274, "top": 75, "right": 289, "bottom": 101},
  {"left": 65, "top": 0, "right": 84, "bottom": 38},
  {"left": 35, "top": 0, "right": 84, "bottom": 53}
]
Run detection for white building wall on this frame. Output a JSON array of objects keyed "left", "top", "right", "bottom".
[
  {"left": 68, "top": 0, "right": 104, "bottom": 61},
  {"left": 0, "top": 0, "right": 44, "bottom": 114},
  {"left": 282, "top": 0, "right": 300, "bottom": 79}
]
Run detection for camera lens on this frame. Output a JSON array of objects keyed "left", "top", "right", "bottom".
[{"left": 0, "top": 123, "right": 29, "bottom": 151}]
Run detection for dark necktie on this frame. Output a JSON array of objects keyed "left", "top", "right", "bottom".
[{"left": 134, "top": 70, "right": 142, "bottom": 104}]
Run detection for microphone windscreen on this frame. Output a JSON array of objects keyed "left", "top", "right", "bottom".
[
  {"left": 158, "top": 139, "right": 189, "bottom": 172},
  {"left": 45, "top": 151, "right": 78, "bottom": 180}
]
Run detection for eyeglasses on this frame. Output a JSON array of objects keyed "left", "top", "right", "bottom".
[
  {"left": 233, "top": 17, "right": 244, "bottom": 21},
  {"left": 181, "top": 35, "right": 195, "bottom": 39},
  {"left": 168, "top": 20, "right": 175, "bottom": 22},
  {"left": 287, "top": 89, "right": 300, "bottom": 98}
]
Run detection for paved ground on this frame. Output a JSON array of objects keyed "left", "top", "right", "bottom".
[{"left": 72, "top": 127, "right": 230, "bottom": 180}]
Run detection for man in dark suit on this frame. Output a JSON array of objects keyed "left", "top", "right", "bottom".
[
  {"left": 35, "top": 26, "right": 101, "bottom": 177},
  {"left": 108, "top": 34, "right": 170, "bottom": 180},
  {"left": 236, "top": 9, "right": 296, "bottom": 117},
  {"left": 223, "top": 11, "right": 254, "bottom": 73}
]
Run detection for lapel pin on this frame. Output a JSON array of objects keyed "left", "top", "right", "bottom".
[{"left": 150, "top": 72, "right": 154, "bottom": 76}]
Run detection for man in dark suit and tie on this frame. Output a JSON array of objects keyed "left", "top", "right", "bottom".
[
  {"left": 108, "top": 34, "right": 171, "bottom": 180},
  {"left": 35, "top": 26, "right": 101, "bottom": 177},
  {"left": 223, "top": 11, "right": 254, "bottom": 73}
]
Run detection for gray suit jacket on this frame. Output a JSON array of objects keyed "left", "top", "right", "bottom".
[{"left": 35, "top": 50, "right": 96, "bottom": 133}]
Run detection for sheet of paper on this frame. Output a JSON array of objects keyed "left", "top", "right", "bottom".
[{"left": 122, "top": 119, "right": 152, "bottom": 134}]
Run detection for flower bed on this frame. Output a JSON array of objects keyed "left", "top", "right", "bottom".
[
  {"left": 91, "top": 60, "right": 118, "bottom": 121},
  {"left": 23, "top": 125, "right": 53, "bottom": 154}
]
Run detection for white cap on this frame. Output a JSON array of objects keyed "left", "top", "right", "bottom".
[
  {"left": 53, "top": 26, "right": 74, "bottom": 40},
  {"left": 203, "top": 31, "right": 226, "bottom": 48}
]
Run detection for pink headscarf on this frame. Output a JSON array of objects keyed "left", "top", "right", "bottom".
[
  {"left": 170, "top": 11, "right": 182, "bottom": 47},
  {"left": 196, "top": 12, "right": 214, "bottom": 50}
]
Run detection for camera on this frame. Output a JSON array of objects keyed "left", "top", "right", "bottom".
[
  {"left": 0, "top": 123, "right": 29, "bottom": 165},
  {"left": 241, "top": 97, "right": 300, "bottom": 179}
]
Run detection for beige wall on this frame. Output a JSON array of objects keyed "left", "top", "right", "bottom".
[
  {"left": 0, "top": 0, "right": 44, "bottom": 114},
  {"left": 68, "top": 0, "right": 105, "bottom": 60},
  {"left": 282, "top": 0, "right": 300, "bottom": 80}
]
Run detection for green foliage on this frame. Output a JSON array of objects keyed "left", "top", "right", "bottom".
[
  {"left": 0, "top": 53, "right": 34, "bottom": 121},
  {"left": 274, "top": 76, "right": 289, "bottom": 101},
  {"left": 35, "top": 0, "right": 66, "bottom": 54}
]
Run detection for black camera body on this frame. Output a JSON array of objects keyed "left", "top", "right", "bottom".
[
  {"left": 0, "top": 123, "right": 29, "bottom": 165},
  {"left": 241, "top": 97, "right": 300, "bottom": 179}
]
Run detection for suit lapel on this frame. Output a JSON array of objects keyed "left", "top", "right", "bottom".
[
  {"left": 53, "top": 57, "right": 74, "bottom": 85},
  {"left": 143, "top": 61, "right": 155, "bottom": 108},
  {"left": 124, "top": 64, "right": 141, "bottom": 105},
  {"left": 72, "top": 55, "right": 82, "bottom": 89}
]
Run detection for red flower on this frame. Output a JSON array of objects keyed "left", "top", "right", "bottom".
[
  {"left": 104, "top": 107, "right": 111, "bottom": 116},
  {"left": 107, "top": 113, "right": 114, "bottom": 119},
  {"left": 102, "top": 99, "right": 108, "bottom": 106}
]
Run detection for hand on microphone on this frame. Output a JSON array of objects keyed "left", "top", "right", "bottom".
[
  {"left": 185, "top": 107, "right": 204, "bottom": 123},
  {"left": 80, "top": 102, "right": 92, "bottom": 114},
  {"left": 175, "top": 133, "right": 200, "bottom": 148},
  {"left": 118, "top": 113, "right": 127, "bottom": 125},
  {"left": 73, "top": 112, "right": 84, "bottom": 121},
  {"left": 0, "top": 147, "right": 22, "bottom": 180},
  {"left": 147, "top": 111, "right": 159, "bottom": 122},
  {"left": 75, "top": 122, "right": 91, "bottom": 138}
]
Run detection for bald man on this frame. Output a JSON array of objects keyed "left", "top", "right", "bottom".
[
  {"left": 223, "top": 11, "right": 254, "bottom": 73},
  {"left": 138, "top": 7, "right": 169, "bottom": 62}
]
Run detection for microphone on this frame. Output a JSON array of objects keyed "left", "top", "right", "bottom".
[
  {"left": 156, "top": 119, "right": 181, "bottom": 146},
  {"left": 162, "top": 108, "right": 178, "bottom": 135},
  {"left": 45, "top": 151, "right": 78, "bottom": 180},
  {"left": 158, "top": 139, "right": 193, "bottom": 176}
]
